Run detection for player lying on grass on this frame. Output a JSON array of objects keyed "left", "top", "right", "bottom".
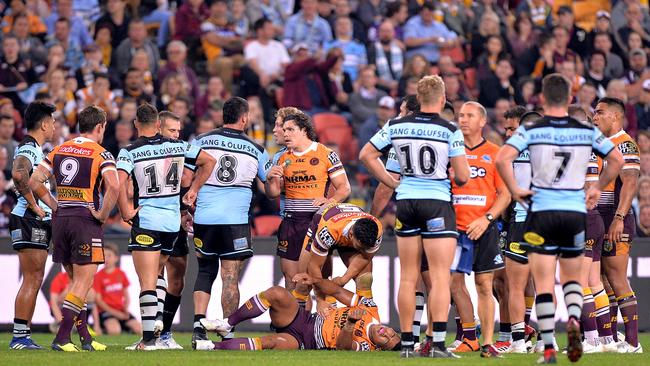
[{"left": 196, "top": 273, "right": 400, "bottom": 351}]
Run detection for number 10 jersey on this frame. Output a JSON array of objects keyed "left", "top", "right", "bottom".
[
  {"left": 188, "top": 128, "right": 270, "bottom": 225},
  {"left": 117, "top": 134, "right": 201, "bottom": 232}
]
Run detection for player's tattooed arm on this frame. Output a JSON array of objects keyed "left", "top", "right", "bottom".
[
  {"left": 29, "top": 164, "right": 57, "bottom": 213},
  {"left": 370, "top": 172, "right": 400, "bottom": 216},
  {"left": 184, "top": 150, "right": 216, "bottom": 207},
  {"left": 12, "top": 156, "right": 41, "bottom": 210}
]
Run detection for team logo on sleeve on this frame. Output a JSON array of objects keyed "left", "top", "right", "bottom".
[
  {"left": 317, "top": 228, "right": 335, "bottom": 247},
  {"left": 100, "top": 151, "right": 115, "bottom": 161},
  {"left": 328, "top": 151, "right": 341, "bottom": 165},
  {"left": 618, "top": 141, "right": 639, "bottom": 155}
]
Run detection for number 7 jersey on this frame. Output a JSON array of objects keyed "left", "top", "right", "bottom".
[{"left": 117, "top": 134, "right": 201, "bottom": 232}]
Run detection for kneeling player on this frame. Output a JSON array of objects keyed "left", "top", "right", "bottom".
[{"left": 197, "top": 273, "right": 399, "bottom": 351}]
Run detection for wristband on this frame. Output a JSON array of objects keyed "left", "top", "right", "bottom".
[{"left": 614, "top": 213, "right": 625, "bottom": 221}]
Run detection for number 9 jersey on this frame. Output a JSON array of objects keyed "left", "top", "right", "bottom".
[
  {"left": 117, "top": 135, "right": 201, "bottom": 232},
  {"left": 369, "top": 112, "right": 465, "bottom": 201}
]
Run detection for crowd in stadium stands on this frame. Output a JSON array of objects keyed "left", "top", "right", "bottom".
[{"left": 0, "top": 0, "right": 649, "bottom": 236}]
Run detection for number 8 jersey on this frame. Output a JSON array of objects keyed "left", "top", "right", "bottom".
[
  {"left": 505, "top": 116, "right": 615, "bottom": 213},
  {"left": 117, "top": 134, "right": 201, "bottom": 232},
  {"left": 369, "top": 112, "right": 465, "bottom": 201}
]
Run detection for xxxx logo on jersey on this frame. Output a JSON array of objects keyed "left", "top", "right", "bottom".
[
  {"left": 194, "top": 237, "right": 204, "bottom": 249},
  {"left": 509, "top": 242, "right": 526, "bottom": 254},
  {"left": 135, "top": 235, "right": 154, "bottom": 245},
  {"left": 523, "top": 232, "right": 544, "bottom": 246}
]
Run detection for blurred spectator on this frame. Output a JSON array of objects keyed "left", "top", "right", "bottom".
[
  {"left": 638, "top": 204, "right": 650, "bottom": 237},
  {"left": 11, "top": 12, "right": 47, "bottom": 67},
  {"left": 585, "top": 50, "right": 610, "bottom": 98},
  {"left": 404, "top": 2, "right": 458, "bottom": 64},
  {"left": 528, "top": 32, "right": 556, "bottom": 78},
  {"left": 475, "top": 35, "right": 507, "bottom": 81},
  {"left": 240, "top": 18, "right": 289, "bottom": 101},
  {"left": 138, "top": 0, "right": 173, "bottom": 49},
  {"left": 349, "top": 66, "right": 387, "bottom": 127},
  {"left": 368, "top": 0, "right": 407, "bottom": 42},
  {"left": 45, "top": 17, "right": 84, "bottom": 72},
  {"left": 201, "top": 0, "right": 244, "bottom": 94},
  {"left": 158, "top": 41, "right": 200, "bottom": 103},
  {"left": 95, "top": 0, "right": 131, "bottom": 49},
  {"left": 638, "top": 130, "right": 650, "bottom": 154},
  {"left": 158, "top": 73, "right": 191, "bottom": 111},
  {"left": 174, "top": 0, "right": 209, "bottom": 62},
  {"left": 471, "top": 11, "right": 504, "bottom": 64},
  {"left": 556, "top": 5, "right": 589, "bottom": 58},
  {"left": 229, "top": 0, "right": 249, "bottom": 37},
  {"left": 397, "top": 54, "right": 429, "bottom": 98},
  {"left": 45, "top": 0, "right": 93, "bottom": 47},
  {"left": 76, "top": 72, "right": 119, "bottom": 121},
  {"left": 324, "top": 16, "right": 367, "bottom": 82},
  {"left": 586, "top": 11, "right": 624, "bottom": 57},
  {"left": 357, "top": 0, "right": 384, "bottom": 30},
  {"left": 593, "top": 33, "right": 624, "bottom": 79},
  {"left": 113, "top": 19, "right": 160, "bottom": 77},
  {"left": 515, "top": 76, "right": 539, "bottom": 109},
  {"left": 506, "top": 11, "right": 538, "bottom": 60},
  {"left": 615, "top": 2, "right": 650, "bottom": 53},
  {"left": 576, "top": 81, "right": 598, "bottom": 114},
  {"left": 283, "top": 0, "right": 333, "bottom": 52},
  {"left": 0, "top": 114, "right": 17, "bottom": 174},
  {"left": 196, "top": 76, "right": 228, "bottom": 119},
  {"left": 611, "top": 0, "right": 650, "bottom": 34},
  {"left": 479, "top": 57, "right": 515, "bottom": 108},
  {"left": 440, "top": 0, "right": 470, "bottom": 38},
  {"left": 246, "top": 0, "right": 287, "bottom": 33},
  {"left": 41, "top": 68, "right": 77, "bottom": 128},
  {"left": 552, "top": 26, "right": 577, "bottom": 66},
  {"left": 169, "top": 96, "right": 194, "bottom": 140},
  {"left": 0, "top": 98, "right": 23, "bottom": 141},
  {"left": 443, "top": 72, "right": 469, "bottom": 104},
  {"left": 324, "top": 48, "right": 353, "bottom": 114},
  {"left": 282, "top": 44, "right": 339, "bottom": 114},
  {"left": 624, "top": 49, "right": 650, "bottom": 103},
  {"left": 123, "top": 68, "right": 155, "bottom": 106},
  {"left": 559, "top": 60, "right": 585, "bottom": 97},
  {"left": 1, "top": 0, "right": 47, "bottom": 36},
  {"left": 129, "top": 50, "right": 155, "bottom": 97},
  {"left": 471, "top": 0, "right": 508, "bottom": 34},
  {"left": 104, "top": 119, "right": 134, "bottom": 158},
  {"left": 246, "top": 96, "right": 266, "bottom": 145},
  {"left": 0, "top": 35, "right": 36, "bottom": 111},
  {"left": 94, "top": 25, "right": 113, "bottom": 67},
  {"left": 103, "top": 97, "right": 136, "bottom": 148},
  {"left": 489, "top": 98, "right": 512, "bottom": 137},
  {"left": 636, "top": 79, "right": 650, "bottom": 131},
  {"left": 0, "top": 161, "right": 15, "bottom": 235},
  {"left": 94, "top": 244, "right": 141, "bottom": 335},
  {"left": 367, "top": 20, "right": 403, "bottom": 94},
  {"left": 75, "top": 44, "right": 109, "bottom": 90},
  {"left": 358, "top": 95, "right": 395, "bottom": 148},
  {"left": 330, "top": 0, "right": 366, "bottom": 43},
  {"left": 191, "top": 115, "right": 218, "bottom": 142},
  {"left": 515, "top": 0, "right": 553, "bottom": 30},
  {"left": 606, "top": 79, "right": 638, "bottom": 137}
]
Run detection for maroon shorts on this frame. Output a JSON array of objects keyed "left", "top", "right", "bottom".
[
  {"left": 277, "top": 212, "right": 314, "bottom": 261},
  {"left": 273, "top": 306, "right": 319, "bottom": 350},
  {"left": 52, "top": 209, "right": 104, "bottom": 265},
  {"left": 585, "top": 209, "right": 605, "bottom": 262},
  {"left": 600, "top": 210, "right": 635, "bottom": 257}
]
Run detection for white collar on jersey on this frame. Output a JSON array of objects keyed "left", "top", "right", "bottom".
[
  {"left": 609, "top": 130, "right": 627, "bottom": 140},
  {"left": 73, "top": 136, "right": 93, "bottom": 143},
  {"left": 292, "top": 141, "right": 318, "bottom": 157}
]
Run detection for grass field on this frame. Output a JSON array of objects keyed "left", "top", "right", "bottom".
[{"left": 1, "top": 333, "right": 648, "bottom": 365}]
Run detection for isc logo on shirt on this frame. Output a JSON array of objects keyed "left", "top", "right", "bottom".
[{"left": 469, "top": 166, "right": 486, "bottom": 178}]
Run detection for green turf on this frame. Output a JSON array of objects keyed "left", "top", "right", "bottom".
[{"left": 1, "top": 333, "right": 648, "bottom": 365}]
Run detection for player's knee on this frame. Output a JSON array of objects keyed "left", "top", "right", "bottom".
[
  {"left": 194, "top": 257, "right": 219, "bottom": 294},
  {"left": 264, "top": 286, "right": 287, "bottom": 301},
  {"left": 355, "top": 272, "right": 373, "bottom": 291}
]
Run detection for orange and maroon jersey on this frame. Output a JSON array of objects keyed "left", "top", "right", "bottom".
[
  {"left": 318, "top": 296, "right": 380, "bottom": 351},
  {"left": 41, "top": 137, "right": 116, "bottom": 213},
  {"left": 305, "top": 202, "right": 382, "bottom": 256},
  {"left": 596, "top": 130, "right": 640, "bottom": 212},
  {"left": 451, "top": 140, "right": 504, "bottom": 231},
  {"left": 277, "top": 142, "right": 345, "bottom": 213}
]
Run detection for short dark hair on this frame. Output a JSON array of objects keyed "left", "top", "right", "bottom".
[
  {"left": 352, "top": 218, "right": 379, "bottom": 249},
  {"left": 597, "top": 97, "right": 626, "bottom": 114},
  {"left": 520, "top": 111, "right": 543, "bottom": 124},
  {"left": 222, "top": 97, "right": 249, "bottom": 125},
  {"left": 24, "top": 101, "right": 56, "bottom": 131},
  {"left": 542, "top": 73, "right": 571, "bottom": 107},
  {"left": 590, "top": 50, "right": 608, "bottom": 65},
  {"left": 93, "top": 71, "right": 109, "bottom": 81},
  {"left": 253, "top": 17, "right": 270, "bottom": 31},
  {"left": 136, "top": 103, "right": 158, "bottom": 125},
  {"left": 385, "top": 1, "right": 403, "bottom": 18},
  {"left": 159, "top": 110, "right": 180, "bottom": 123},
  {"left": 283, "top": 113, "right": 317, "bottom": 141},
  {"left": 55, "top": 17, "right": 70, "bottom": 26},
  {"left": 78, "top": 105, "right": 107, "bottom": 133},
  {"left": 403, "top": 95, "right": 420, "bottom": 113},
  {"left": 538, "top": 32, "right": 555, "bottom": 48},
  {"left": 504, "top": 106, "right": 527, "bottom": 121},
  {"left": 568, "top": 104, "right": 589, "bottom": 121}
]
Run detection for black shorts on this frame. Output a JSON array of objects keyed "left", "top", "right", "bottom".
[
  {"left": 277, "top": 212, "right": 314, "bottom": 261},
  {"left": 395, "top": 199, "right": 457, "bottom": 239},
  {"left": 52, "top": 213, "right": 104, "bottom": 265},
  {"left": 10, "top": 214, "right": 51, "bottom": 251},
  {"left": 451, "top": 225, "right": 504, "bottom": 274},
  {"left": 504, "top": 221, "right": 529, "bottom": 264},
  {"left": 170, "top": 229, "right": 189, "bottom": 257},
  {"left": 128, "top": 226, "right": 178, "bottom": 253},
  {"left": 522, "top": 211, "right": 586, "bottom": 258},
  {"left": 193, "top": 223, "right": 252, "bottom": 260},
  {"left": 600, "top": 210, "right": 635, "bottom": 258},
  {"left": 585, "top": 210, "right": 605, "bottom": 262},
  {"left": 273, "top": 306, "right": 319, "bottom": 350},
  {"left": 99, "top": 311, "right": 137, "bottom": 331}
]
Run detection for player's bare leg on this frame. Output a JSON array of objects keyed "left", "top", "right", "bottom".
[
  {"left": 220, "top": 259, "right": 245, "bottom": 338},
  {"left": 603, "top": 255, "right": 640, "bottom": 351},
  {"left": 13, "top": 248, "right": 48, "bottom": 347},
  {"left": 281, "top": 258, "right": 299, "bottom": 292},
  {"left": 293, "top": 249, "right": 313, "bottom": 308},
  {"left": 475, "top": 272, "right": 496, "bottom": 349},
  {"left": 396, "top": 235, "right": 422, "bottom": 354},
  {"left": 423, "top": 237, "right": 457, "bottom": 356},
  {"left": 52, "top": 263, "right": 98, "bottom": 352},
  {"left": 506, "top": 257, "right": 530, "bottom": 353},
  {"left": 493, "top": 268, "right": 511, "bottom": 351},
  {"left": 132, "top": 250, "right": 162, "bottom": 348},
  {"left": 450, "top": 273, "right": 479, "bottom": 352},
  {"left": 198, "top": 286, "right": 301, "bottom": 350}
]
